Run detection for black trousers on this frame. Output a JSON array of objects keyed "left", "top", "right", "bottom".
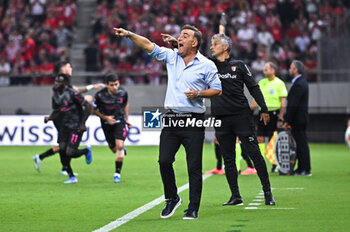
[
  {"left": 291, "top": 124, "right": 311, "bottom": 172},
  {"left": 215, "top": 113, "right": 271, "bottom": 197},
  {"left": 159, "top": 113, "right": 205, "bottom": 211},
  {"left": 257, "top": 110, "right": 279, "bottom": 139}
]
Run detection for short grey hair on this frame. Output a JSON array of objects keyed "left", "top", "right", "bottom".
[
  {"left": 267, "top": 61, "right": 277, "bottom": 72},
  {"left": 211, "top": 34, "right": 232, "bottom": 52},
  {"left": 292, "top": 60, "right": 304, "bottom": 74}
]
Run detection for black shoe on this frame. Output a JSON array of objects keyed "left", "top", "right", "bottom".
[
  {"left": 183, "top": 209, "right": 198, "bottom": 220},
  {"left": 160, "top": 196, "right": 182, "bottom": 219},
  {"left": 223, "top": 196, "right": 243, "bottom": 206},
  {"left": 293, "top": 170, "right": 300, "bottom": 175},
  {"left": 295, "top": 170, "right": 312, "bottom": 176},
  {"left": 264, "top": 191, "right": 275, "bottom": 206},
  {"left": 293, "top": 168, "right": 302, "bottom": 175},
  {"left": 271, "top": 164, "right": 279, "bottom": 173}
]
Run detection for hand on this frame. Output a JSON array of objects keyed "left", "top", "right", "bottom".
[
  {"left": 214, "top": 136, "right": 219, "bottom": 145},
  {"left": 277, "top": 121, "right": 283, "bottom": 128},
  {"left": 184, "top": 88, "right": 199, "bottom": 100},
  {"left": 282, "top": 122, "right": 291, "bottom": 130},
  {"left": 161, "top": 33, "right": 178, "bottom": 46},
  {"left": 126, "top": 120, "right": 132, "bottom": 129},
  {"left": 93, "top": 83, "right": 105, "bottom": 89},
  {"left": 105, "top": 115, "right": 116, "bottom": 125},
  {"left": 113, "top": 27, "right": 129, "bottom": 37},
  {"left": 44, "top": 116, "right": 50, "bottom": 123},
  {"left": 260, "top": 113, "right": 270, "bottom": 126}
]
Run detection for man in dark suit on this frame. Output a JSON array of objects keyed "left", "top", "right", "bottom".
[{"left": 284, "top": 60, "right": 311, "bottom": 176}]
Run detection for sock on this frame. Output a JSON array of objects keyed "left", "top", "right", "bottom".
[
  {"left": 215, "top": 144, "right": 222, "bottom": 169},
  {"left": 59, "top": 150, "right": 74, "bottom": 177},
  {"left": 70, "top": 148, "right": 88, "bottom": 158},
  {"left": 67, "top": 157, "right": 74, "bottom": 177},
  {"left": 39, "top": 148, "right": 55, "bottom": 160},
  {"left": 115, "top": 161, "right": 123, "bottom": 174},
  {"left": 271, "top": 164, "right": 277, "bottom": 171}
]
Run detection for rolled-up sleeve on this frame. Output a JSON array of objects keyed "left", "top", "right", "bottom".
[
  {"left": 205, "top": 62, "right": 222, "bottom": 91},
  {"left": 148, "top": 44, "right": 176, "bottom": 63}
]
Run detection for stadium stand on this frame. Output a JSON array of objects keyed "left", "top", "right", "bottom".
[
  {"left": 0, "top": 0, "right": 349, "bottom": 86},
  {"left": 91, "top": 0, "right": 350, "bottom": 84},
  {"left": 0, "top": 0, "right": 76, "bottom": 86}
]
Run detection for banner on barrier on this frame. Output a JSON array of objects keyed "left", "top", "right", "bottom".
[{"left": 0, "top": 115, "right": 160, "bottom": 146}]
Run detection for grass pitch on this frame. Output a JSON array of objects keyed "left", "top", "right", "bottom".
[{"left": 0, "top": 143, "right": 349, "bottom": 232}]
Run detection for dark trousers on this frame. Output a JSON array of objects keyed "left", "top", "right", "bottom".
[
  {"left": 214, "top": 143, "right": 223, "bottom": 169},
  {"left": 257, "top": 110, "right": 279, "bottom": 139},
  {"left": 159, "top": 114, "right": 205, "bottom": 211},
  {"left": 215, "top": 114, "right": 271, "bottom": 197},
  {"left": 291, "top": 124, "right": 311, "bottom": 172},
  {"left": 241, "top": 144, "right": 254, "bottom": 168}
]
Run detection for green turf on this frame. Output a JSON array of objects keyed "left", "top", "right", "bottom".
[{"left": 0, "top": 144, "right": 349, "bottom": 232}]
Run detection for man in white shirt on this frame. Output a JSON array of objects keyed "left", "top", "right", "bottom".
[{"left": 257, "top": 25, "right": 274, "bottom": 51}]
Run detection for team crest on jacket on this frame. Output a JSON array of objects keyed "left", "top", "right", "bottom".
[{"left": 231, "top": 66, "right": 236, "bottom": 71}]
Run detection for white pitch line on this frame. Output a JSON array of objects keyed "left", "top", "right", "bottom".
[
  {"left": 248, "top": 203, "right": 261, "bottom": 206},
  {"left": 245, "top": 207, "right": 296, "bottom": 210},
  {"left": 268, "top": 208, "right": 296, "bottom": 210},
  {"left": 245, "top": 187, "right": 304, "bottom": 211},
  {"left": 271, "top": 187, "right": 304, "bottom": 190},
  {"left": 276, "top": 188, "right": 304, "bottom": 190},
  {"left": 92, "top": 174, "right": 212, "bottom": 232}
]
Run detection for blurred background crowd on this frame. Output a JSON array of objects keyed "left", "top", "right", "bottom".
[{"left": 0, "top": 0, "right": 350, "bottom": 86}]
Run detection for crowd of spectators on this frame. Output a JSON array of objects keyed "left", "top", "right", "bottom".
[
  {"left": 1, "top": 0, "right": 349, "bottom": 86},
  {"left": 88, "top": 0, "right": 350, "bottom": 84},
  {"left": 0, "top": 0, "right": 76, "bottom": 86}
]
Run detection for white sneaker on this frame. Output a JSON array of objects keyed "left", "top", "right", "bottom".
[
  {"left": 113, "top": 173, "right": 121, "bottom": 183},
  {"left": 64, "top": 176, "right": 78, "bottom": 184},
  {"left": 60, "top": 170, "right": 68, "bottom": 175},
  {"left": 33, "top": 154, "right": 42, "bottom": 173},
  {"left": 60, "top": 170, "right": 78, "bottom": 176}
]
